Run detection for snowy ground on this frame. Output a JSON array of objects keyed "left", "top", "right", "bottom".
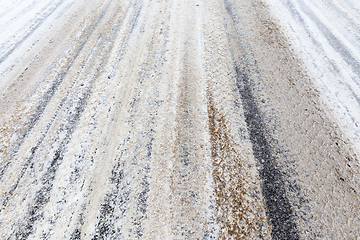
[
  {"left": 267, "top": 0, "right": 360, "bottom": 160},
  {"left": 0, "top": 0, "right": 359, "bottom": 239}
]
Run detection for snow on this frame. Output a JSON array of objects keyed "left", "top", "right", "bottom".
[
  {"left": 0, "top": 0, "right": 75, "bottom": 83},
  {"left": 266, "top": 0, "right": 360, "bottom": 155},
  {"left": 0, "top": 0, "right": 359, "bottom": 238}
]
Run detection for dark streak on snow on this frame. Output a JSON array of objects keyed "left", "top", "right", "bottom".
[
  {"left": 70, "top": 228, "right": 82, "bottom": 240},
  {"left": 91, "top": 129, "right": 154, "bottom": 240},
  {"left": 9, "top": 2, "right": 118, "bottom": 238},
  {"left": 1, "top": 98, "right": 66, "bottom": 208},
  {"left": 91, "top": 2, "right": 163, "bottom": 239},
  {"left": 134, "top": 132, "right": 154, "bottom": 238},
  {"left": 234, "top": 66, "right": 299, "bottom": 240},
  {"left": 223, "top": 0, "right": 300, "bottom": 239},
  {"left": 0, "top": 0, "right": 111, "bottom": 182},
  {"left": 13, "top": 94, "right": 90, "bottom": 239},
  {"left": 92, "top": 146, "right": 130, "bottom": 239}
]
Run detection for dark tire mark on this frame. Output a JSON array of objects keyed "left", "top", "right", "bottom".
[
  {"left": 2, "top": 97, "right": 66, "bottom": 208},
  {"left": 9, "top": 3, "right": 123, "bottom": 237},
  {"left": 70, "top": 229, "right": 82, "bottom": 240},
  {"left": 0, "top": 0, "right": 112, "bottom": 182},
  {"left": 234, "top": 66, "right": 299, "bottom": 240},
  {"left": 90, "top": 2, "right": 147, "bottom": 239},
  {"left": 12, "top": 91, "right": 92, "bottom": 239},
  {"left": 92, "top": 152, "right": 130, "bottom": 240},
  {"left": 223, "top": 0, "right": 300, "bottom": 239},
  {"left": 91, "top": 2, "right": 174, "bottom": 238},
  {"left": 92, "top": 128, "right": 155, "bottom": 240}
]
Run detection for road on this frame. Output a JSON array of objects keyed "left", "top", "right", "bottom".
[{"left": 0, "top": 0, "right": 359, "bottom": 239}]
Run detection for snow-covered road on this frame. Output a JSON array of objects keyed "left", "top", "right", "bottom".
[
  {"left": 267, "top": 0, "right": 360, "bottom": 165},
  {"left": 0, "top": 0, "right": 359, "bottom": 239}
]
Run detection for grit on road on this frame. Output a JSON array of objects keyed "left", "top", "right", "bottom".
[{"left": 0, "top": 0, "right": 359, "bottom": 239}]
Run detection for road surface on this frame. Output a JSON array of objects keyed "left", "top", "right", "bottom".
[{"left": 0, "top": 0, "right": 359, "bottom": 239}]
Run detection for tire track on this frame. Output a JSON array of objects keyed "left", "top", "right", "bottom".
[
  {"left": 233, "top": 66, "right": 299, "bottom": 239},
  {"left": 232, "top": 0, "right": 360, "bottom": 238},
  {"left": 202, "top": 0, "right": 271, "bottom": 238},
  {"left": 296, "top": 0, "right": 360, "bottom": 79},
  {"left": 2, "top": 1, "right": 123, "bottom": 238},
  {"left": 0, "top": 0, "right": 66, "bottom": 64},
  {"left": 1, "top": 0, "right": 359, "bottom": 238},
  {"left": 222, "top": 1, "right": 299, "bottom": 238},
  {"left": 0, "top": 0, "right": 112, "bottom": 182},
  {"left": 89, "top": 1, "right": 172, "bottom": 238},
  {"left": 271, "top": 0, "right": 360, "bottom": 153},
  {"left": 11, "top": 23, "right": 117, "bottom": 240}
]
